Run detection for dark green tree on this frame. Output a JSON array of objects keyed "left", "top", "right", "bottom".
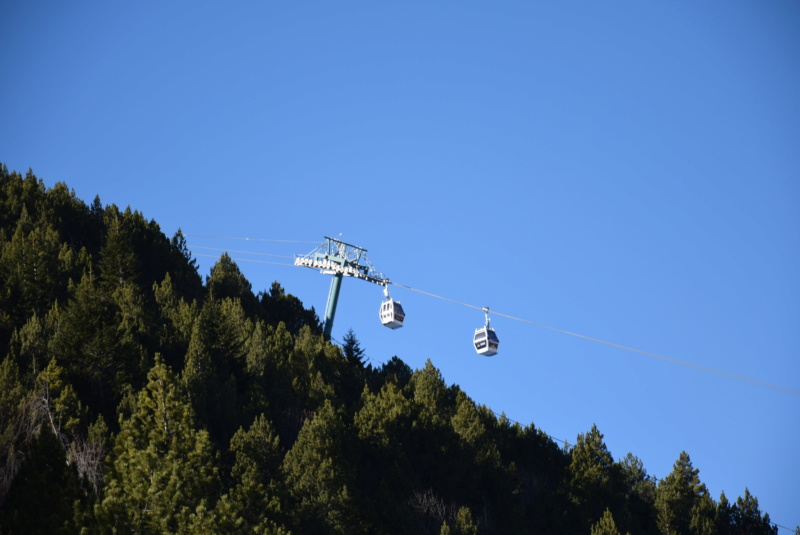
[
  {"left": 378, "top": 355, "right": 413, "bottom": 388},
  {"left": 716, "top": 492, "right": 734, "bottom": 535},
  {"left": 50, "top": 271, "right": 138, "bottom": 417},
  {"left": 98, "top": 206, "right": 138, "bottom": 293},
  {"left": 166, "top": 229, "right": 203, "bottom": 301},
  {"left": 730, "top": 488, "right": 776, "bottom": 535},
  {"left": 153, "top": 272, "right": 198, "bottom": 370},
  {"left": 342, "top": 328, "right": 366, "bottom": 367},
  {"left": 566, "top": 424, "right": 623, "bottom": 532},
  {"left": 409, "top": 359, "right": 451, "bottom": 427},
  {"left": 212, "top": 415, "right": 289, "bottom": 533},
  {"left": 259, "top": 281, "right": 320, "bottom": 335},
  {"left": 0, "top": 355, "right": 25, "bottom": 507},
  {"left": 280, "top": 400, "right": 360, "bottom": 534},
  {"left": 97, "top": 357, "right": 219, "bottom": 533},
  {"left": 354, "top": 381, "right": 416, "bottom": 532},
  {"left": 0, "top": 205, "right": 67, "bottom": 329},
  {"left": 591, "top": 508, "right": 624, "bottom": 535},
  {"left": 207, "top": 253, "right": 259, "bottom": 315},
  {"left": 655, "top": 451, "right": 707, "bottom": 535},
  {"left": 0, "top": 426, "right": 84, "bottom": 534},
  {"left": 181, "top": 297, "right": 251, "bottom": 444},
  {"left": 619, "top": 452, "right": 657, "bottom": 533}
]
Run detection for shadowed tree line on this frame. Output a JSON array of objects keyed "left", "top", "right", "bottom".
[{"left": 0, "top": 166, "right": 785, "bottom": 534}]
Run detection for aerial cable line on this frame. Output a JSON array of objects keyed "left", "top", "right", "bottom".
[
  {"left": 188, "top": 241, "right": 799, "bottom": 397},
  {"left": 194, "top": 253, "right": 295, "bottom": 267},
  {"left": 391, "top": 282, "right": 800, "bottom": 398},
  {"left": 185, "top": 233, "right": 317, "bottom": 244},
  {"left": 189, "top": 245, "right": 294, "bottom": 259}
]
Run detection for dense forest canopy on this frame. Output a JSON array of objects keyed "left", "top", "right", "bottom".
[{"left": 0, "top": 165, "right": 785, "bottom": 533}]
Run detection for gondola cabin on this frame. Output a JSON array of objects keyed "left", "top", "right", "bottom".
[
  {"left": 379, "top": 298, "right": 405, "bottom": 329},
  {"left": 473, "top": 327, "right": 499, "bottom": 356}
]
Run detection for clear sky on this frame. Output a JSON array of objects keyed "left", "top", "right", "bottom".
[{"left": 2, "top": 1, "right": 798, "bottom": 529}]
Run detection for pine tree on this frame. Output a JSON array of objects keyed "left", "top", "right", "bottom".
[
  {"left": 592, "top": 508, "right": 623, "bottom": 535},
  {"left": 211, "top": 415, "right": 289, "bottom": 533},
  {"left": 342, "top": 328, "right": 366, "bottom": 366},
  {"left": 619, "top": 452, "right": 657, "bottom": 533},
  {"left": 181, "top": 298, "right": 250, "bottom": 444},
  {"left": 656, "top": 451, "right": 707, "bottom": 535},
  {"left": 716, "top": 492, "right": 734, "bottom": 535},
  {"left": 409, "top": 359, "right": 451, "bottom": 427},
  {"left": 453, "top": 506, "right": 479, "bottom": 535},
  {"left": 259, "top": 281, "right": 320, "bottom": 335},
  {"left": 0, "top": 355, "right": 25, "bottom": 507},
  {"left": 566, "top": 424, "right": 623, "bottom": 532},
  {"left": 353, "top": 381, "right": 417, "bottom": 532},
  {"left": 280, "top": 400, "right": 360, "bottom": 534},
  {"left": 166, "top": 229, "right": 202, "bottom": 301},
  {"left": 207, "top": 253, "right": 259, "bottom": 314},
  {"left": 731, "top": 488, "right": 776, "bottom": 535},
  {"left": 98, "top": 206, "right": 138, "bottom": 293},
  {"left": 0, "top": 426, "right": 84, "bottom": 534},
  {"left": 153, "top": 272, "right": 197, "bottom": 370},
  {"left": 9, "top": 311, "right": 49, "bottom": 375},
  {"left": 97, "top": 357, "right": 219, "bottom": 533},
  {"left": 0, "top": 206, "right": 63, "bottom": 326},
  {"left": 50, "top": 270, "right": 135, "bottom": 416}
]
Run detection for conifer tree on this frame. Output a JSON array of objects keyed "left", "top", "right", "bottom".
[
  {"left": 409, "top": 359, "right": 450, "bottom": 427},
  {"left": 0, "top": 206, "right": 63, "bottom": 326},
  {"left": 453, "top": 506, "right": 479, "bottom": 535},
  {"left": 379, "top": 355, "right": 413, "bottom": 388},
  {"left": 0, "top": 426, "right": 83, "bottom": 534},
  {"left": 0, "top": 355, "right": 25, "bottom": 506},
  {"left": 342, "top": 328, "right": 366, "bottom": 366},
  {"left": 50, "top": 271, "right": 133, "bottom": 416},
  {"left": 207, "top": 253, "right": 259, "bottom": 314},
  {"left": 9, "top": 312, "right": 49, "bottom": 375},
  {"left": 690, "top": 490, "right": 717, "bottom": 535},
  {"left": 354, "top": 381, "right": 418, "bottom": 531},
  {"left": 97, "top": 357, "right": 219, "bottom": 533},
  {"left": 619, "top": 452, "right": 657, "bottom": 533},
  {"left": 280, "top": 399, "right": 360, "bottom": 534},
  {"left": 656, "top": 451, "right": 707, "bottom": 535},
  {"left": 166, "top": 229, "right": 202, "bottom": 301},
  {"left": 259, "top": 281, "right": 320, "bottom": 335},
  {"left": 153, "top": 272, "right": 197, "bottom": 370},
  {"left": 716, "top": 492, "right": 734, "bottom": 535},
  {"left": 591, "top": 508, "right": 624, "bottom": 535},
  {"left": 98, "top": 207, "right": 138, "bottom": 293},
  {"left": 213, "top": 415, "right": 289, "bottom": 533},
  {"left": 731, "top": 488, "right": 776, "bottom": 535},
  {"left": 566, "top": 424, "right": 623, "bottom": 532}
]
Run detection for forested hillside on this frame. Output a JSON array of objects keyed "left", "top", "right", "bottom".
[{"left": 0, "top": 165, "right": 781, "bottom": 534}]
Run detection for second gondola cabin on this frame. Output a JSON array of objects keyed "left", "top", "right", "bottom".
[
  {"left": 473, "top": 326, "right": 499, "bottom": 356},
  {"left": 380, "top": 298, "right": 405, "bottom": 329}
]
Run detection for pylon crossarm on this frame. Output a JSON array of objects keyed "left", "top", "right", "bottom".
[{"left": 295, "top": 236, "right": 387, "bottom": 286}]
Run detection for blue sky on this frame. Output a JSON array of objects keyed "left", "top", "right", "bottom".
[{"left": 2, "top": 1, "right": 798, "bottom": 529}]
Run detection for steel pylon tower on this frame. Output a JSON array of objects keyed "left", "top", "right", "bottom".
[{"left": 295, "top": 236, "right": 388, "bottom": 339}]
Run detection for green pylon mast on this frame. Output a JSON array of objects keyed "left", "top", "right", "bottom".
[{"left": 295, "top": 236, "right": 388, "bottom": 340}]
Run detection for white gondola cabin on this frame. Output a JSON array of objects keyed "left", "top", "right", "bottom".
[
  {"left": 379, "top": 286, "right": 405, "bottom": 329},
  {"left": 473, "top": 308, "right": 499, "bottom": 356}
]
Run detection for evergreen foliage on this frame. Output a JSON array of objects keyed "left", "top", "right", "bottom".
[{"left": 0, "top": 165, "right": 783, "bottom": 534}]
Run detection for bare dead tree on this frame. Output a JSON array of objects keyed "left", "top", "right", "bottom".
[
  {"left": 410, "top": 488, "right": 458, "bottom": 534},
  {"left": 68, "top": 437, "right": 105, "bottom": 496}
]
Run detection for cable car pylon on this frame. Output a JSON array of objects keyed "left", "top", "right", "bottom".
[{"left": 295, "top": 236, "right": 393, "bottom": 339}]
